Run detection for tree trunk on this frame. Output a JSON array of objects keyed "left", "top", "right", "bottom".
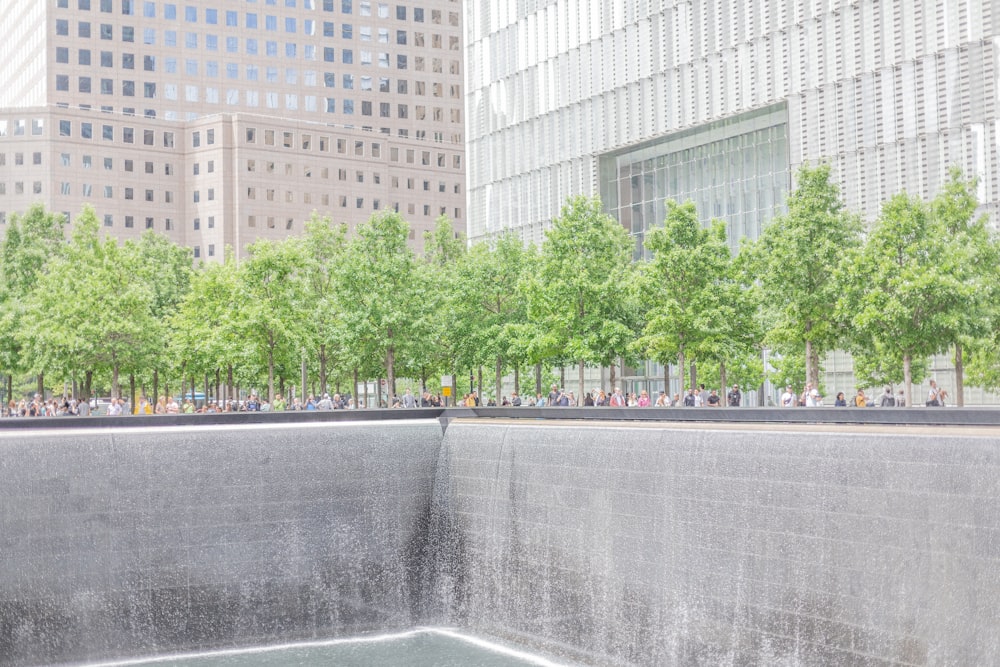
[
  {"left": 954, "top": 343, "right": 964, "bottom": 407},
  {"left": 720, "top": 360, "right": 727, "bottom": 397},
  {"left": 37, "top": 373, "right": 44, "bottom": 399},
  {"left": 6, "top": 375, "right": 12, "bottom": 411},
  {"left": 267, "top": 344, "right": 275, "bottom": 404},
  {"left": 84, "top": 369, "right": 93, "bottom": 400},
  {"left": 805, "top": 338, "right": 814, "bottom": 389},
  {"left": 451, "top": 364, "right": 458, "bottom": 406},
  {"left": 678, "top": 348, "right": 686, "bottom": 396},
  {"left": 319, "top": 344, "right": 328, "bottom": 395},
  {"left": 513, "top": 365, "right": 520, "bottom": 395},
  {"left": 227, "top": 366, "right": 234, "bottom": 403},
  {"left": 204, "top": 374, "right": 210, "bottom": 405},
  {"left": 352, "top": 368, "right": 360, "bottom": 408},
  {"left": 690, "top": 361, "right": 697, "bottom": 391},
  {"left": 301, "top": 354, "right": 308, "bottom": 403},
  {"left": 903, "top": 354, "right": 913, "bottom": 408},
  {"left": 152, "top": 369, "right": 159, "bottom": 403},
  {"left": 386, "top": 345, "right": 396, "bottom": 405},
  {"left": 496, "top": 357, "right": 503, "bottom": 405},
  {"left": 129, "top": 374, "right": 136, "bottom": 412},
  {"left": 559, "top": 366, "right": 565, "bottom": 392},
  {"left": 477, "top": 365, "right": 483, "bottom": 402},
  {"left": 664, "top": 363, "right": 670, "bottom": 397},
  {"left": 534, "top": 363, "right": 542, "bottom": 396},
  {"left": 609, "top": 362, "right": 617, "bottom": 393},
  {"left": 578, "top": 359, "right": 586, "bottom": 407},
  {"left": 111, "top": 363, "right": 120, "bottom": 400}
]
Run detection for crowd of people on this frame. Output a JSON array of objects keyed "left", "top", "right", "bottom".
[{"left": 3, "top": 379, "right": 953, "bottom": 417}]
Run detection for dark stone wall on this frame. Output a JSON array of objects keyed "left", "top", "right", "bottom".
[
  {"left": 435, "top": 422, "right": 1000, "bottom": 666},
  {"left": 2, "top": 418, "right": 998, "bottom": 666},
  {"left": 0, "top": 421, "right": 443, "bottom": 666}
]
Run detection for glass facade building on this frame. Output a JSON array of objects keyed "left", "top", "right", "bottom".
[
  {"left": 465, "top": 0, "right": 999, "bottom": 402},
  {"left": 466, "top": 1, "right": 999, "bottom": 246},
  {"left": 599, "top": 103, "right": 789, "bottom": 258}
]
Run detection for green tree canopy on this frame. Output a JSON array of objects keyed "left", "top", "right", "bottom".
[
  {"left": 636, "top": 199, "right": 758, "bottom": 393},
  {"left": 530, "top": 195, "right": 639, "bottom": 401},
  {"left": 742, "top": 164, "right": 862, "bottom": 387},
  {"left": 837, "top": 192, "right": 974, "bottom": 406}
]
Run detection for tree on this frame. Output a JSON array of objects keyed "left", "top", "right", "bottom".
[
  {"left": 530, "top": 195, "right": 638, "bottom": 401},
  {"left": 233, "top": 238, "right": 313, "bottom": 403},
  {"left": 929, "top": 168, "right": 997, "bottom": 406},
  {"left": 0, "top": 204, "right": 67, "bottom": 399},
  {"left": 453, "top": 232, "right": 532, "bottom": 402},
  {"left": 837, "top": 192, "right": 973, "bottom": 407},
  {"left": 336, "top": 211, "right": 423, "bottom": 402},
  {"left": 126, "top": 230, "right": 193, "bottom": 401},
  {"left": 419, "top": 215, "right": 467, "bottom": 402},
  {"left": 301, "top": 214, "right": 350, "bottom": 395},
  {"left": 18, "top": 206, "right": 159, "bottom": 400},
  {"left": 743, "top": 164, "right": 862, "bottom": 387},
  {"left": 636, "top": 200, "right": 751, "bottom": 394},
  {"left": 169, "top": 252, "right": 242, "bottom": 402}
]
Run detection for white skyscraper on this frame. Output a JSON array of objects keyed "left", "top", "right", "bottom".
[
  {"left": 466, "top": 1, "right": 999, "bottom": 253},
  {"left": 465, "top": 0, "right": 999, "bottom": 402}
]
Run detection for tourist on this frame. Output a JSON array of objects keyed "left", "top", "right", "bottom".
[
  {"left": 879, "top": 387, "right": 896, "bottom": 407},
  {"left": 402, "top": 387, "right": 417, "bottom": 408},
  {"left": 727, "top": 384, "right": 741, "bottom": 407},
  {"left": 608, "top": 387, "right": 626, "bottom": 407},
  {"left": 780, "top": 385, "right": 796, "bottom": 407},
  {"left": 926, "top": 380, "right": 941, "bottom": 406},
  {"left": 272, "top": 393, "right": 287, "bottom": 411},
  {"left": 706, "top": 389, "right": 721, "bottom": 407},
  {"left": 853, "top": 389, "right": 867, "bottom": 407},
  {"left": 166, "top": 396, "right": 180, "bottom": 414},
  {"left": 654, "top": 391, "right": 670, "bottom": 407},
  {"left": 834, "top": 392, "right": 847, "bottom": 407},
  {"left": 804, "top": 385, "right": 822, "bottom": 407},
  {"left": 134, "top": 395, "right": 153, "bottom": 415}
]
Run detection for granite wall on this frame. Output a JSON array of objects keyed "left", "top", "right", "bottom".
[
  {"left": 2, "top": 418, "right": 997, "bottom": 666},
  {"left": 0, "top": 420, "right": 442, "bottom": 666},
  {"left": 433, "top": 422, "right": 1000, "bottom": 666}
]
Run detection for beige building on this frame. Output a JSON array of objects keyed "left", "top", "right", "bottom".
[{"left": 0, "top": 0, "right": 465, "bottom": 258}]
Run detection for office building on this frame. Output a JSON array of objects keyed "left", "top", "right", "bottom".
[
  {"left": 0, "top": 0, "right": 465, "bottom": 258},
  {"left": 466, "top": 0, "right": 999, "bottom": 400},
  {"left": 467, "top": 1, "right": 998, "bottom": 247}
]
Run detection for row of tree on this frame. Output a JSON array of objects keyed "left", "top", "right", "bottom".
[{"left": 1, "top": 165, "right": 998, "bottom": 408}]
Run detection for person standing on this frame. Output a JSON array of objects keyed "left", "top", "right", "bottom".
[
  {"left": 608, "top": 387, "right": 626, "bottom": 407},
  {"left": 402, "top": 388, "right": 417, "bottom": 408},
  {"left": 879, "top": 388, "right": 896, "bottom": 407},
  {"left": 780, "top": 385, "right": 796, "bottom": 407},
  {"left": 727, "top": 384, "right": 742, "bottom": 407},
  {"left": 134, "top": 396, "right": 153, "bottom": 415}
]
